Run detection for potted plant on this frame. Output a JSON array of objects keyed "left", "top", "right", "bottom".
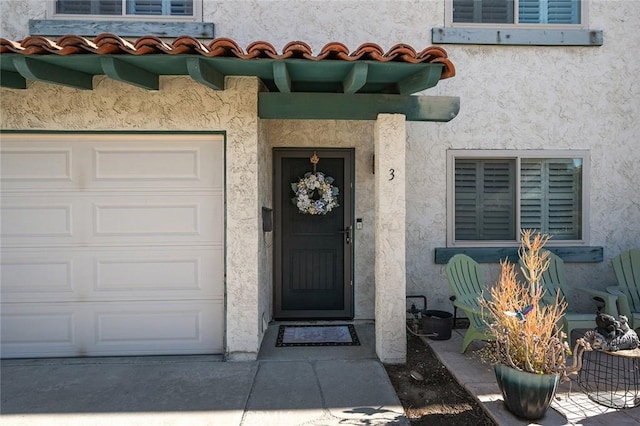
[{"left": 480, "top": 230, "right": 574, "bottom": 420}]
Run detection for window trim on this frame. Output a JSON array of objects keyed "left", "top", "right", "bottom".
[
  {"left": 445, "top": 0, "right": 589, "bottom": 30},
  {"left": 47, "top": 0, "right": 203, "bottom": 22},
  {"left": 446, "top": 149, "right": 590, "bottom": 247}
]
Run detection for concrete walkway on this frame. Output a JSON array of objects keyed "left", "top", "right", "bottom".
[
  {"left": 4, "top": 321, "right": 640, "bottom": 425},
  {"left": 1, "top": 322, "right": 408, "bottom": 426},
  {"left": 426, "top": 327, "right": 640, "bottom": 425}
]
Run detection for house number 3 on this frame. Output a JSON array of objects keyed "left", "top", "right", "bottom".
[{"left": 389, "top": 169, "right": 395, "bottom": 181}]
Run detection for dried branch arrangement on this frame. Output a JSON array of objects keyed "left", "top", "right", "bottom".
[{"left": 480, "top": 230, "right": 585, "bottom": 379}]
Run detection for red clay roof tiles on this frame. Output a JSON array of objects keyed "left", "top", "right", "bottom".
[{"left": 1, "top": 35, "right": 455, "bottom": 79}]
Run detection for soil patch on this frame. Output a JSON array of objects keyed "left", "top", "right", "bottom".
[{"left": 384, "top": 332, "right": 496, "bottom": 425}]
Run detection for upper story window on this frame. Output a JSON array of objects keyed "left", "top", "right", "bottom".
[
  {"left": 54, "top": 0, "right": 196, "bottom": 19},
  {"left": 449, "top": 0, "right": 584, "bottom": 27},
  {"left": 447, "top": 150, "right": 590, "bottom": 246}
]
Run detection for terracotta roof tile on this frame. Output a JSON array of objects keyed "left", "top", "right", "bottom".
[{"left": 0, "top": 35, "right": 455, "bottom": 79}]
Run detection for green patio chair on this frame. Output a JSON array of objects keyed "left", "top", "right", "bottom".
[
  {"left": 445, "top": 254, "right": 493, "bottom": 353},
  {"left": 609, "top": 249, "right": 640, "bottom": 331},
  {"left": 521, "top": 250, "right": 619, "bottom": 342}
]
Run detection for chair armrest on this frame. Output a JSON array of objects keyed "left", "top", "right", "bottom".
[
  {"left": 574, "top": 286, "right": 619, "bottom": 315},
  {"left": 607, "top": 286, "right": 624, "bottom": 296}
]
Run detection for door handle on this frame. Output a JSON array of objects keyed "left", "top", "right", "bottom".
[{"left": 338, "top": 226, "right": 352, "bottom": 244}]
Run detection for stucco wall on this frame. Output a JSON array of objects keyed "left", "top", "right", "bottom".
[
  {"left": 1, "top": 0, "right": 639, "bottom": 315},
  {"left": 257, "top": 113, "right": 273, "bottom": 338},
  {"left": 0, "top": 75, "right": 264, "bottom": 359},
  {"left": 267, "top": 120, "right": 376, "bottom": 319}
]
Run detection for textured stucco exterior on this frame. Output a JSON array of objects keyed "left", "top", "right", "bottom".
[
  {"left": 266, "top": 120, "right": 376, "bottom": 320},
  {"left": 374, "top": 114, "right": 407, "bottom": 364},
  {"left": 1, "top": 0, "right": 640, "bottom": 352},
  {"left": 0, "top": 75, "right": 265, "bottom": 359}
]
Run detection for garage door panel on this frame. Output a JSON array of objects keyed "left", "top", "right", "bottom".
[
  {"left": 90, "top": 301, "right": 223, "bottom": 356},
  {"left": 1, "top": 203, "right": 73, "bottom": 238},
  {"left": 94, "top": 249, "right": 224, "bottom": 299},
  {"left": 1, "top": 135, "right": 223, "bottom": 191},
  {"left": 0, "top": 148, "right": 72, "bottom": 182},
  {"left": 1, "top": 133, "right": 225, "bottom": 358},
  {"left": 2, "top": 192, "right": 223, "bottom": 246},
  {"left": 0, "top": 258, "right": 74, "bottom": 297},
  {"left": 1, "top": 304, "right": 82, "bottom": 358},
  {"left": 1, "top": 301, "right": 223, "bottom": 357},
  {"left": 92, "top": 194, "right": 223, "bottom": 244},
  {"left": 95, "top": 148, "right": 200, "bottom": 180},
  {"left": 2, "top": 247, "right": 223, "bottom": 303}
]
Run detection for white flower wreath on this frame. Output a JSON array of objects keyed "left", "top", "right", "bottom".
[{"left": 291, "top": 171, "right": 339, "bottom": 215}]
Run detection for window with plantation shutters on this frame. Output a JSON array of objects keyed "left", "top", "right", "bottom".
[
  {"left": 453, "top": 0, "right": 514, "bottom": 24},
  {"left": 451, "top": 0, "right": 581, "bottom": 25},
  {"left": 56, "top": 0, "right": 194, "bottom": 17},
  {"left": 455, "top": 159, "right": 516, "bottom": 241},
  {"left": 520, "top": 159, "right": 582, "bottom": 239},
  {"left": 449, "top": 151, "right": 587, "bottom": 245},
  {"left": 519, "top": 0, "right": 580, "bottom": 24},
  {"left": 128, "top": 0, "right": 193, "bottom": 16},
  {"left": 57, "top": 0, "right": 122, "bottom": 15}
]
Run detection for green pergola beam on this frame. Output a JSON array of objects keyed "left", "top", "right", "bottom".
[
  {"left": 273, "top": 62, "right": 291, "bottom": 93},
  {"left": 397, "top": 65, "right": 443, "bottom": 95},
  {"left": 13, "top": 56, "right": 93, "bottom": 90},
  {"left": 101, "top": 57, "right": 159, "bottom": 90},
  {"left": 342, "top": 63, "right": 368, "bottom": 94},
  {"left": 1, "top": 70, "right": 26, "bottom": 89},
  {"left": 186, "top": 57, "right": 225, "bottom": 90},
  {"left": 259, "top": 92, "right": 460, "bottom": 122}
]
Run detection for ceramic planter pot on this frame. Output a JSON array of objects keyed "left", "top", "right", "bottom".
[{"left": 494, "top": 363, "right": 560, "bottom": 420}]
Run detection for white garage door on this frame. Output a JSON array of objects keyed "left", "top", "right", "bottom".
[{"left": 0, "top": 133, "right": 225, "bottom": 358}]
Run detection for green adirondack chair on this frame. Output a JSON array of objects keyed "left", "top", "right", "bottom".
[
  {"left": 445, "top": 254, "right": 493, "bottom": 353},
  {"left": 522, "top": 250, "right": 619, "bottom": 342},
  {"left": 609, "top": 249, "right": 640, "bottom": 331}
]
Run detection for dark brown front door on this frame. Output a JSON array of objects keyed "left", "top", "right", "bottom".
[{"left": 274, "top": 148, "right": 354, "bottom": 319}]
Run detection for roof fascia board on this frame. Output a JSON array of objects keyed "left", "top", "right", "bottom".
[{"left": 258, "top": 93, "right": 460, "bottom": 122}]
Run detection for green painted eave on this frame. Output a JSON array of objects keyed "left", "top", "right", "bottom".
[
  {"left": 259, "top": 93, "right": 460, "bottom": 122},
  {"left": 0, "top": 53, "right": 445, "bottom": 95},
  {"left": 0, "top": 53, "right": 460, "bottom": 122}
]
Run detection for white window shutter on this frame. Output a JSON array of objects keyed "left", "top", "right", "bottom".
[
  {"left": 547, "top": 0, "right": 580, "bottom": 24},
  {"left": 453, "top": 0, "right": 514, "bottom": 24},
  {"left": 519, "top": 0, "right": 580, "bottom": 24},
  {"left": 57, "top": 0, "right": 121, "bottom": 15},
  {"left": 455, "top": 160, "right": 515, "bottom": 240},
  {"left": 128, "top": 0, "right": 192, "bottom": 16},
  {"left": 521, "top": 159, "right": 581, "bottom": 239}
]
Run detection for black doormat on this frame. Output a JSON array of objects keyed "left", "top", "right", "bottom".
[{"left": 276, "top": 324, "right": 361, "bottom": 347}]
